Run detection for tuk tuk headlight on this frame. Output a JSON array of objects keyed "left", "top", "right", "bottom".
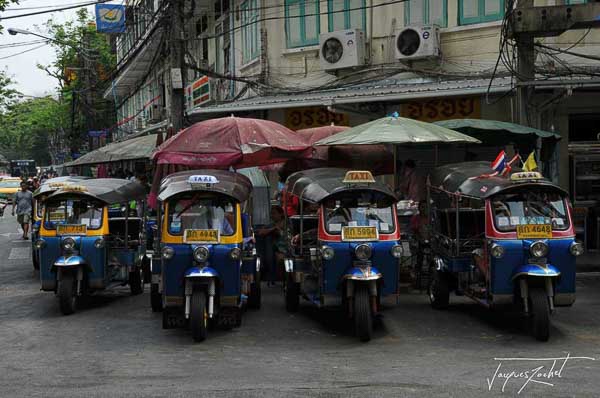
[
  {"left": 193, "top": 246, "right": 210, "bottom": 262},
  {"left": 390, "top": 244, "right": 403, "bottom": 258},
  {"left": 490, "top": 243, "right": 505, "bottom": 259},
  {"left": 162, "top": 246, "right": 175, "bottom": 260},
  {"left": 229, "top": 247, "right": 242, "bottom": 260},
  {"left": 94, "top": 238, "right": 105, "bottom": 249},
  {"left": 34, "top": 239, "right": 46, "bottom": 250},
  {"left": 355, "top": 244, "right": 372, "bottom": 261},
  {"left": 530, "top": 241, "right": 548, "bottom": 258},
  {"left": 61, "top": 237, "right": 76, "bottom": 252},
  {"left": 321, "top": 245, "right": 335, "bottom": 260},
  {"left": 570, "top": 241, "right": 584, "bottom": 257}
]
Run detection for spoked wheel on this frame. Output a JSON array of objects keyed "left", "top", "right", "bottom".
[
  {"left": 129, "top": 268, "right": 143, "bottom": 295},
  {"left": 58, "top": 271, "right": 77, "bottom": 315},
  {"left": 529, "top": 287, "right": 550, "bottom": 342},
  {"left": 354, "top": 284, "right": 373, "bottom": 342},
  {"left": 190, "top": 289, "right": 208, "bottom": 342},
  {"left": 285, "top": 276, "right": 299, "bottom": 313},
  {"left": 429, "top": 270, "right": 450, "bottom": 309},
  {"left": 150, "top": 283, "right": 162, "bottom": 312},
  {"left": 248, "top": 280, "right": 262, "bottom": 310}
]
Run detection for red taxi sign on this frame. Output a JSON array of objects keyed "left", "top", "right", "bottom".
[{"left": 342, "top": 170, "right": 375, "bottom": 184}]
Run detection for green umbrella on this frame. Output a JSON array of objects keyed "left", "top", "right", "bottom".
[
  {"left": 315, "top": 116, "right": 481, "bottom": 146},
  {"left": 434, "top": 119, "right": 560, "bottom": 140}
]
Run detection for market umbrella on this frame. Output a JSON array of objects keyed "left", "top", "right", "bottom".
[
  {"left": 297, "top": 125, "right": 349, "bottom": 160},
  {"left": 433, "top": 119, "right": 560, "bottom": 141}
]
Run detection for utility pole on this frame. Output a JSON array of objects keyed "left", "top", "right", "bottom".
[
  {"left": 168, "top": 0, "right": 186, "bottom": 132},
  {"left": 516, "top": 0, "right": 535, "bottom": 127},
  {"left": 82, "top": 29, "right": 94, "bottom": 153}
]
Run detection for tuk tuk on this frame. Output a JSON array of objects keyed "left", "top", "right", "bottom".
[
  {"left": 32, "top": 176, "right": 89, "bottom": 270},
  {"left": 427, "top": 162, "right": 583, "bottom": 341},
  {"left": 36, "top": 178, "right": 148, "bottom": 315},
  {"left": 152, "top": 170, "right": 259, "bottom": 342},
  {"left": 283, "top": 168, "right": 403, "bottom": 342}
]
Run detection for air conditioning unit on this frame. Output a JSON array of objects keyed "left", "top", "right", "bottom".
[
  {"left": 319, "top": 28, "right": 365, "bottom": 72},
  {"left": 135, "top": 117, "right": 145, "bottom": 130},
  {"left": 147, "top": 105, "right": 165, "bottom": 123},
  {"left": 395, "top": 25, "right": 440, "bottom": 61}
]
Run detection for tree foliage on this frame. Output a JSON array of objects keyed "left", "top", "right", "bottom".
[{"left": 0, "top": 1, "right": 20, "bottom": 33}]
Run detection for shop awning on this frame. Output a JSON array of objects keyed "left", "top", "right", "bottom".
[
  {"left": 434, "top": 119, "right": 561, "bottom": 140},
  {"left": 65, "top": 134, "right": 158, "bottom": 167}
]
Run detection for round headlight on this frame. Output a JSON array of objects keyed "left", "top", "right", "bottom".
[
  {"left": 61, "top": 237, "right": 76, "bottom": 252},
  {"left": 229, "top": 247, "right": 242, "bottom": 260},
  {"left": 94, "top": 238, "right": 105, "bottom": 249},
  {"left": 193, "top": 246, "right": 210, "bottom": 262},
  {"left": 34, "top": 239, "right": 46, "bottom": 250},
  {"left": 570, "top": 241, "right": 584, "bottom": 257},
  {"left": 490, "top": 243, "right": 505, "bottom": 258},
  {"left": 355, "top": 244, "right": 372, "bottom": 261},
  {"left": 321, "top": 245, "right": 335, "bottom": 260},
  {"left": 390, "top": 244, "right": 403, "bottom": 258},
  {"left": 162, "top": 246, "right": 175, "bottom": 260},
  {"left": 530, "top": 241, "right": 549, "bottom": 258}
]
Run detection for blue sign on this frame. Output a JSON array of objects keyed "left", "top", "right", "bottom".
[
  {"left": 95, "top": 4, "right": 126, "bottom": 34},
  {"left": 88, "top": 130, "right": 107, "bottom": 138}
]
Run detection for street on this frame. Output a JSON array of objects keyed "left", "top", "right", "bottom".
[{"left": 0, "top": 214, "right": 599, "bottom": 398}]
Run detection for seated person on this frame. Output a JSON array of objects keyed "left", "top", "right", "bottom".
[{"left": 256, "top": 205, "right": 286, "bottom": 286}]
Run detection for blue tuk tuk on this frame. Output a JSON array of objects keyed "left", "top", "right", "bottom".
[
  {"left": 153, "top": 170, "right": 259, "bottom": 342},
  {"left": 283, "top": 168, "right": 403, "bottom": 342},
  {"left": 427, "top": 162, "right": 583, "bottom": 341},
  {"left": 36, "top": 178, "right": 148, "bottom": 315}
]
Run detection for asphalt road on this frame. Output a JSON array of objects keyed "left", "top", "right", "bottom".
[{"left": 0, "top": 214, "right": 599, "bottom": 397}]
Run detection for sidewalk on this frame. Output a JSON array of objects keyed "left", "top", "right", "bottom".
[{"left": 577, "top": 252, "right": 600, "bottom": 272}]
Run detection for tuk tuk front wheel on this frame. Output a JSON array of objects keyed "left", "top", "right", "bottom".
[
  {"left": 354, "top": 284, "right": 373, "bottom": 342},
  {"left": 190, "top": 289, "right": 208, "bottom": 342},
  {"left": 58, "top": 272, "right": 77, "bottom": 315},
  {"left": 529, "top": 287, "right": 550, "bottom": 342},
  {"left": 129, "top": 268, "right": 143, "bottom": 295},
  {"left": 429, "top": 271, "right": 450, "bottom": 309},
  {"left": 150, "top": 283, "right": 162, "bottom": 312},
  {"left": 285, "top": 277, "right": 299, "bottom": 313}
]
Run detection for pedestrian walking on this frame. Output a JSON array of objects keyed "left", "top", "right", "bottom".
[{"left": 12, "top": 182, "right": 33, "bottom": 240}]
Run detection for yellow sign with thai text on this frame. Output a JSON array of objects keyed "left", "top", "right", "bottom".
[
  {"left": 285, "top": 107, "right": 349, "bottom": 130},
  {"left": 184, "top": 229, "right": 220, "bottom": 244},
  {"left": 342, "top": 226, "right": 378, "bottom": 242},
  {"left": 401, "top": 97, "right": 481, "bottom": 122},
  {"left": 343, "top": 170, "right": 375, "bottom": 184},
  {"left": 516, "top": 224, "right": 552, "bottom": 239},
  {"left": 56, "top": 224, "right": 87, "bottom": 236}
]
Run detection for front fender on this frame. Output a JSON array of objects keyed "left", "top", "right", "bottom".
[
  {"left": 51, "top": 255, "right": 91, "bottom": 272},
  {"left": 343, "top": 266, "right": 382, "bottom": 281},
  {"left": 511, "top": 263, "right": 561, "bottom": 281},
  {"left": 185, "top": 266, "right": 220, "bottom": 279}
]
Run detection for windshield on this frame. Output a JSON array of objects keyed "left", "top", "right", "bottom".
[
  {"left": 44, "top": 199, "right": 104, "bottom": 230},
  {"left": 324, "top": 192, "right": 396, "bottom": 234},
  {"left": 168, "top": 194, "right": 236, "bottom": 236},
  {"left": 492, "top": 191, "right": 569, "bottom": 231},
  {"left": 0, "top": 180, "right": 20, "bottom": 188}
]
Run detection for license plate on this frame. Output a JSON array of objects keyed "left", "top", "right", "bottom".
[
  {"left": 56, "top": 224, "right": 87, "bottom": 236},
  {"left": 516, "top": 224, "right": 552, "bottom": 239},
  {"left": 183, "top": 229, "right": 220, "bottom": 244},
  {"left": 341, "top": 226, "right": 378, "bottom": 241}
]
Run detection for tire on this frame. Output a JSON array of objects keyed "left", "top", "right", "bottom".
[
  {"left": 190, "top": 289, "right": 208, "bottom": 342},
  {"left": 285, "top": 277, "right": 299, "bottom": 313},
  {"left": 150, "top": 283, "right": 162, "bottom": 312},
  {"left": 32, "top": 250, "right": 40, "bottom": 271},
  {"left": 354, "top": 284, "right": 373, "bottom": 342},
  {"left": 429, "top": 271, "right": 450, "bottom": 309},
  {"left": 141, "top": 256, "right": 151, "bottom": 284},
  {"left": 129, "top": 268, "right": 143, "bottom": 295},
  {"left": 529, "top": 287, "right": 550, "bottom": 342},
  {"left": 248, "top": 281, "right": 262, "bottom": 310},
  {"left": 58, "top": 271, "right": 77, "bottom": 315}
]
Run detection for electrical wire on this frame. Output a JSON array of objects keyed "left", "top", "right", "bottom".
[
  {"left": 0, "top": 39, "right": 48, "bottom": 48},
  {"left": 0, "top": 43, "right": 49, "bottom": 59},
  {"left": 0, "top": 0, "right": 113, "bottom": 20}
]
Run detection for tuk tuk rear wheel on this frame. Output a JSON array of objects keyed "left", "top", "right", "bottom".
[
  {"left": 150, "top": 283, "right": 162, "bottom": 312},
  {"left": 32, "top": 251, "right": 39, "bottom": 271},
  {"left": 129, "top": 268, "right": 143, "bottom": 295},
  {"left": 429, "top": 271, "right": 450, "bottom": 309},
  {"left": 248, "top": 281, "right": 262, "bottom": 309},
  {"left": 285, "top": 277, "right": 299, "bottom": 312},
  {"left": 529, "top": 287, "right": 550, "bottom": 342},
  {"left": 354, "top": 284, "right": 373, "bottom": 342},
  {"left": 190, "top": 289, "right": 208, "bottom": 342},
  {"left": 58, "top": 272, "right": 77, "bottom": 315}
]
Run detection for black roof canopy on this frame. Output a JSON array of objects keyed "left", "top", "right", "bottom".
[
  {"left": 46, "top": 178, "right": 147, "bottom": 204},
  {"left": 33, "top": 176, "right": 90, "bottom": 199},
  {"left": 158, "top": 169, "right": 252, "bottom": 203},
  {"left": 285, "top": 168, "right": 397, "bottom": 204}
]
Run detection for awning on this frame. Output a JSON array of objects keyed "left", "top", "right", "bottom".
[
  {"left": 187, "top": 76, "right": 513, "bottom": 115},
  {"left": 65, "top": 134, "right": 158, "bottom": 167},
  {"left": 434, "top": 119, "right": 561, "bottom": 140}
]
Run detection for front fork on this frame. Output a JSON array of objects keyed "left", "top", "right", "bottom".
[
  {"left": 519, "top": 277, "right": 555, "bottom": 313},
  {"left": 57, "top": 266, "right": 84, "bottom": 296},
  {"left": 346, "top": 280, "right": 378, "bottom": 317},
  {"left": 184, "top": 278, "right": 216, "bottom": 319}
]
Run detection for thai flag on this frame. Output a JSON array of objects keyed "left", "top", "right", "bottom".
[{"left": 491, "top": 151, "right": 506, "bottom": 175}]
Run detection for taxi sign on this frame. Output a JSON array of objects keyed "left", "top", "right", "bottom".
[
  {"left": 188, "top": 175, "right": 219, "bottom": 185},
  {"left": 183, "top": 229, "right": 220, "bottom": 244},
  {"left": 61, "top": 185, "right": 87, "bottom": 192},
  {"left": 56, "top": 224, "right": 87, "bottom": 236},
  {"left": 511, "top": 172, "right": 543, "bottom": 181},
  {"left": 516, "top": 224, "right": 552, "bottom": 239},
  {"left": 48, "top": 182, "right": 68, "bottom": 189},
  {"left": 341, "top": 226, "right": 378, "bottom": 241},
  {"left": 342, "top": 170, "right": 375, "bottom": 184}
]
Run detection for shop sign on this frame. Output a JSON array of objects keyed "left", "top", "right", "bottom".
[
  {"left": 186, "top": 76, "right": 210, "bottom": 110},
  {"left": 401, "top": 97, "right": 480, "bottom": 122},
  {"left": 285, "top": 107, "right": 349, "bottom": 130}
]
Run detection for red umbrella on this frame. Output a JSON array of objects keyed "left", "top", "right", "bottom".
[{"left": 297, "top": 125, "right": 349, "bottom": 160}]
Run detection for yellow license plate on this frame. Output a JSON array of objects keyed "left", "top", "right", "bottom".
[
  {"left": 341, "top": 226, "right": 378, "bottom": 241},
  {"left": 184, "top": 229, "right": 220, "bottom": 244},
  {"left": 56, "top": 224, "right": 87, "bottom": 236},
  {"left": 516, "top": 224, "right": 552, "bottom": 239}
]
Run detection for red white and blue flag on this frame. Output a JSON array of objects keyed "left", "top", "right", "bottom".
[{"left": 470, "top": 150, "right": 522, "bottom": 180}]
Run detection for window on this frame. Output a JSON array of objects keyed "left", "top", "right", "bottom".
[
  {"left": 44, "top": 200, "right": 104, "bottom": 230},
  {"left": 241, "top": 0, "right": 260, "bottom": 63},
  {"left": 405, "top": 0, "right": 447, "bottom": 28},
  {"left": 459, "top": 0, "right": 504, "bottom": 25},
  {"left": 196, "top": 15, "right": 210, "bottom": 64},
  {"left": 327, "top": 0, "right": 366, "bottom": 32},
  {"left": 285, "top": 0, "right": 320, "bottom": 48},
  {"left": 168, "top": 195, "right": 237, "bottom": 237}
]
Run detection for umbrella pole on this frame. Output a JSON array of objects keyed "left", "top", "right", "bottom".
[{"left": 393, "top": 145, "right": 398, "bottom": 191}]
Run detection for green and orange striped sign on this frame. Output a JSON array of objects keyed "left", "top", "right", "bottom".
[{"left": 186, "top": 76, "right": 211, "bottom": 110}]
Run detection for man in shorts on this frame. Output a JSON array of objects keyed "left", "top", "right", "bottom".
[{"left": 12, "top": 182, "right": 33, "bottom": 240}]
